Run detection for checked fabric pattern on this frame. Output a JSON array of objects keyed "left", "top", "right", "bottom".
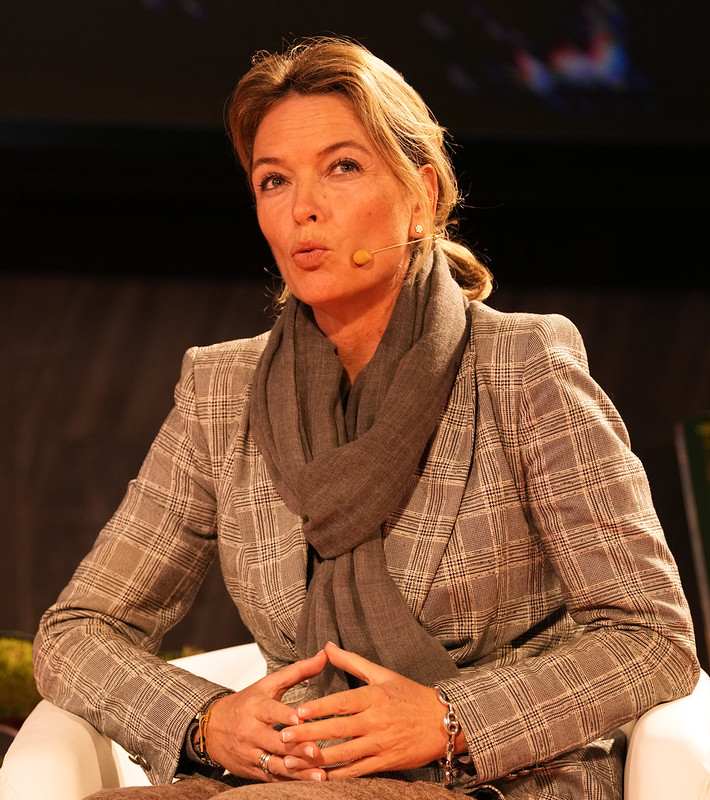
[{"left": 35, "top": 302, "right": 698, "bottom": 798}]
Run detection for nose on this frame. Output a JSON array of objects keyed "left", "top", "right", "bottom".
[{"left": 291, "top": 176, "right": 323, "bottom": 225}]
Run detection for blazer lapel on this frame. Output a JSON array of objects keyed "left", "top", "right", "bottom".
[
  {"left": 383, "top": 329, "right": 476, "bottom": 622},
  {"left": 225, "top": 380, "right": 307, "bottom": 661}
]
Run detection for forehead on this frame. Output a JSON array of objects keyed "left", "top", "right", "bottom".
[{"left": 252, "top": 94, "right": 372, "bottom": 163}]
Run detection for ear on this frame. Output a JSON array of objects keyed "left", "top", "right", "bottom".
[{"left": 410, "top": 164, "right": 438, "bottom": 237}]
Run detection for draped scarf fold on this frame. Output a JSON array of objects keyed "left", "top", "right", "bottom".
[{"left": 250, "top": 247, "right": 468, "bottom": 695}]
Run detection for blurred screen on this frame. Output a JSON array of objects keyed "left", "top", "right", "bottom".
[{"left": 1, "top": 0, "right": 706, "bottom": 144}]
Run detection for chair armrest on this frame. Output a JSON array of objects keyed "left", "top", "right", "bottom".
[
  {"left": 0, "top": 699, "right": 120, "bottom": 800},
  {"left": 0, "top": 642, "right": 267, "bottom": 800},
  {"left": 109, "top": 642, "right": 268, "bottom": 783},
  {"left": 169, "top": 642, "right": 266, "bottom": 688},
  {"left": 624, "top": 669, "right": 710, "bottom": 800}
]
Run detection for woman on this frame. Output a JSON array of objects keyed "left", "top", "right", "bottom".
[{"left": 34, "top": 37, "right": 699, "bottom": 800}]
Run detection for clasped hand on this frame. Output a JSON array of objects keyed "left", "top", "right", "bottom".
[{"left": 204, "top": 641, "right": 456, "bottom": 783}]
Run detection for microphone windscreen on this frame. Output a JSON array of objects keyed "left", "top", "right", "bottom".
[{"left": 352, "top": 249, "right": 373, "bottom": 266}]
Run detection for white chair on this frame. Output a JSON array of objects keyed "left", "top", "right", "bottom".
[
  {"left": 0, "top": 643, "right": 266, "bottom": 800},
  {"left": 623, "top": 667, "right": 710, "bottom": 798},
  {"left": 1, "top": 643, "right": 709, "bottom": 799}
]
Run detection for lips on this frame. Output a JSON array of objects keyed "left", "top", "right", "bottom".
[{"left": 291, "top": 240, "right": 329, "bottom": 268}]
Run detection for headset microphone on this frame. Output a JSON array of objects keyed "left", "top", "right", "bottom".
[{"left": 352, "top": 234, "right": 439, "bottom": 266}]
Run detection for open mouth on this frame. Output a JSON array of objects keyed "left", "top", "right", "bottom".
[
  {"left": 292, "top": 244, "right": 328, "bottom": 268},
  {"left": 293, "top": 240, "right": 328, "bottom": 256}
]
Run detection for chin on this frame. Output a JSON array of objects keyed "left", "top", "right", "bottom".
[{"left": 284, "top": 276, "right": 347, "bottom": 307}]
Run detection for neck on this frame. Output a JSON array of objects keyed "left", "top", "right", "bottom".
[{"left": 312, "top": 290, "right": 401, "bottom": 382}]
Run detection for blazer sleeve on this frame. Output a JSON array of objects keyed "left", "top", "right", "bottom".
[
  {"left": 437, "top": 312, "right": 699, "bottom": 784},
  {"left": 33, "top": 347, "right": 237, "bottom": 785}
]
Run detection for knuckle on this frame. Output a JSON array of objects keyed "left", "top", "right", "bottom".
[
  {"left": 328, "top": 719, "right": 348, "bottom": 739},
  {"left": 372, "top": 715, "right": 390, "bottom": 735},
  {"left": 369, "top": 684, "right": 386, "bottom": 699}
]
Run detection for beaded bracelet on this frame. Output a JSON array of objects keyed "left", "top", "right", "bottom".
[
  {"left": 193, "top": 691, "right": 234, "bottom": 768},
  {"left": 432, "top": 684, "right": 461, "bottom": 787}
]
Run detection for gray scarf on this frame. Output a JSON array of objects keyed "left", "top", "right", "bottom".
[{"left": 250, "top": 247, "right": 468, "bottom": 695}]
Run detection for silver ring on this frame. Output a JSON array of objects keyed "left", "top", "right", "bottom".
[{"left": 259, "top": 751, "right": 272, "bottom": 774}]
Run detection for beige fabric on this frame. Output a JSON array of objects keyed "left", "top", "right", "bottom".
[
  {"left": 84, "top": 775, "right": 232, "bottom": 798},
  {"left": 35, "top": 302, "right": 699, "bottom": 799},
  {"left": 223, "top": 780, "right": 454, "bottom": 800},
  {"left": 84, "top": 776, "right": 457, "bottom": 800}
]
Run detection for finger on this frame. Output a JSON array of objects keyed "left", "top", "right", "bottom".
[
  {"left": 282, "top": 754, "right": 324, "bottom": 771},
  {"left": 303, "top": 738, "right": 375, "bottom": 773},
  {"left": 324, "top": 756, "right": 381, "bottom": 780},
  {"left": 283, "top": 741, "right": 323, "bottom": 761},
  {"left": 264, "top": 723, "right": 326, "bottom": 766},
  {"left": 323, "top": 641, "right": 390, "bottom": 685},
  {"left": 293, "top": 684, "right": 374, "bottom": 722},
  {"left": 281, "top": 711, "right": 364, "bottom": 747},
  {"left": 260, "top": 649, "right": 329, "bottom": 700},
  {"left": 206, "top": 692, "right": 321, "bottom": 776},
  {"left": 254, "top": 695, "right": 301, "bottom": 728},
  {"left": 258, "top": 751, "right": 327, "bottom": 783}
]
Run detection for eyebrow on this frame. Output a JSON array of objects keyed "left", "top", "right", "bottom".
[{"left": 251, "top": 139, "right": 371, "bottom": 174}]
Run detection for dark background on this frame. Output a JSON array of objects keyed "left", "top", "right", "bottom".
[{"left": 2, "top": 1, "right": 709, "bottom": 667}]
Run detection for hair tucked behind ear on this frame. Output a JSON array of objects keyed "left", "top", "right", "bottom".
[{"left": 227, "top": 36, "right": 493, "bottom": 302}]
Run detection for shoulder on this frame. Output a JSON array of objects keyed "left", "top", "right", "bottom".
[
  {"left": 468, "top": 301, "right": 588, "bottom": 370},
  {"left": 176, "top": 331, "right": 270, "bottom": 406},
  {"left": 188, "top": 332, "right": 269, "bottom": 373}
]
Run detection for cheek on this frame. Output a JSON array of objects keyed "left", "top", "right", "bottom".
[
  {"left": 380, "top": 186, "right": 414, "bottom": 229},
  {"left": 255, "top": 205, "right": 281, "bottom": 249},
  {"left": 358, "top": 195, "right": 407, "bottom": 238}
]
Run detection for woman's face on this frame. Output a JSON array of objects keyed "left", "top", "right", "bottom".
[{"left": 251, "top": 93, "right": 431, "bottom": 323}]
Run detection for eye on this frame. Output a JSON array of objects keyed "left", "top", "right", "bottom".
[
  {"left": 257, "top": 173, "right": 287, "bottom": 192},
  {"left": 329, "top": 158, "right": 361, "bottom": 176}
]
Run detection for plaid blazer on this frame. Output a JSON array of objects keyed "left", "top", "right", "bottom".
[{"left": 35, "top": 302, "right": 698, "bottom": 797}]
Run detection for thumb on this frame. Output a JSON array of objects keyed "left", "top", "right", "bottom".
[{"left": 264, "top": 648, "right": 330, "bottom": 699}]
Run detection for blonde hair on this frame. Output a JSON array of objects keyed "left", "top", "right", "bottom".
[{"left": 227, "top": 36, "right": 493, "bottom": 302}]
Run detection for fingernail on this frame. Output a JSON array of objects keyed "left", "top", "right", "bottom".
[
  {"left": 297, "top": 706, "right": 310, "bottom": 718},
  {"left": 281, "top": 730, "right": 294, "bottom": 743},
  {"left": 312, "top": 771, "right": 325, "bottom": 781},
  {"left": 284, "top": 756, "right": 296, "bottom": 769},
  {"left": 304, "top": 745, "right": 315, "bottom": 758}
]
